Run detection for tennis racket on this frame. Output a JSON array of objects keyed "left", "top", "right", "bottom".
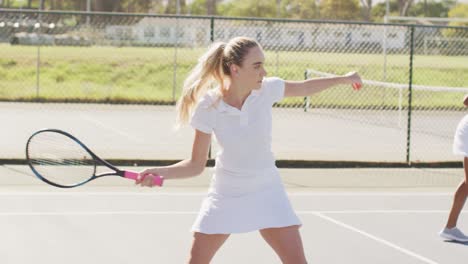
[{"left": 25, "top": 128, "right": 163, "bottom": 188}]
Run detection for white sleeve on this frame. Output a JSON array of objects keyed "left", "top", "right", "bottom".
[
  {"left": 189, "top": 96, "right": 216, "bottom": 134},
  {"left": 262, "top": 77, "right": 285, "bottom": 104}
]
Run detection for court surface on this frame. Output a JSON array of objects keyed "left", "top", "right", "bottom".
[{"left": 1, "top": 165, "right": 467, "bottom": 264}]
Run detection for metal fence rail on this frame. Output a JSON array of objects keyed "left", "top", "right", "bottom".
[{"left": 1, "top": 9, "right": 467, "bottom": 164}]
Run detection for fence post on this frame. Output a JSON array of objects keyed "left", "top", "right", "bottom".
[
  {"left": 172, "top": 16, "right": 180, "bottom": 102},
  {"left": 36, "top": 42, "right": 41, "bottom": 97},
  {"left": 210, "top": 16, "right": 214, "bottom": 42},
  {"left": 406, "top": 26, "right": 415, "bottom": 164},
  {"left": 36, "top": 11, "right": 41, "bottom": 97}
]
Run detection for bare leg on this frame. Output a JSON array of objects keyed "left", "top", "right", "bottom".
[
  {"left": 187, "top": 232, "right": 230, "bottom": 264},
  {"left": 445, "top": 157, "right": 468, "bottom": 228},
  {"left": 446, "top": 181, "right": 467, "bottom": 228},
  {"left": 259, "top": 225, "right": 307, "bottom": 264}
]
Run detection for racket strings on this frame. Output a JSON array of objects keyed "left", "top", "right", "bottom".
[{"left": 27, "top": 132, "right": 96, "bottom": 187}]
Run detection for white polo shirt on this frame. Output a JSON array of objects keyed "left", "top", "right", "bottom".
[{"left": 190, "top": 77, "right": 285, "bottom": 173}]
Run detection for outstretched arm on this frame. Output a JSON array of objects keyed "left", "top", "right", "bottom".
[
  {"left": 284, "top": 72, "right": 362, "bottom": 97},
  {"left": 136, "top": 129, "right": 211, "bottom": 187}
]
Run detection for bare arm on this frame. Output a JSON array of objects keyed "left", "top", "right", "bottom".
[
  {"left": 136, "top": 129, "right": 211, "bottom": 186},
  {"left": 284, "top": 72, "right": 362, "bottom": 97}
]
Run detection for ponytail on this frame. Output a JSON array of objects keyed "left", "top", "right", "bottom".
[{"left": 175, "top": 42, "right": 226, "bottom": 128}]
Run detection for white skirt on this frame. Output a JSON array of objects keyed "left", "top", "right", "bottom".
[
  {"left": 191, "top": 167, "right": 301, "bottom": 234},
  {"left": 453, "top": 114, "right": 468, "bottom": 157}
]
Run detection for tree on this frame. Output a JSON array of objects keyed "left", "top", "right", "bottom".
[
  {"left": 320, "top": 0, "right": 361, "bottom": 21},
  {"left": 148, "top": 0, "right": 166, "bottom": 14},
  {"left": 447, "top": 3, "right": 468, "bottom": 21},
  {"left": 92, "top": 0, "right": 120, "bottom": 12},
  {"left": 165, "top": 0, "right": 187, "bottom": 14},
  {"left": 372, "top": 0, "right": 398, "bottom": 22},
  {"left": 439, "top": 3, "right": 468, "bottom": 55},
  {"left": 188, "top": 0, "right": 219, "bottom": 15},
  {"left": 407, "top": 0, "right": 455, "bottom": 18},
  {"left": 206, "top": 0, "right": 217, "bottom": 15},
  {"left": 117, "top": 0, "right": 154, "bottom": 13},
  {"left": 188, "top": 0, "right": 207, "bottom": 15},
  {"left": 219, "top": 0, "right": 277, "bottom": 18},
  {"left": 398, "top": 0, "right": 414, "bottom": 16},
  {"left": 280, "top": 0, "right": 318, "bottom": 19},
  {"left": 442, "top": 3, "right": 468, "bottom": 37},
  {"left": 360, "top": 0, "right": 372, "bottom": 21}
]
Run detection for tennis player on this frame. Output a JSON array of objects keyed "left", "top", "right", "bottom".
[
  {"left": 136, "top": 37, "right": 362, "bottom": 263},
  {"left": 439, "top": 95, "right": 468, "bottom": 243}
]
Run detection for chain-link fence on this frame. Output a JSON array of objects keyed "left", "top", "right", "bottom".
[{"left": 1, "top": 9, "right": 467, "bottom": 164}]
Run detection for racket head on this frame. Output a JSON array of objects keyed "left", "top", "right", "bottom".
[{"left": 26, "top": 129, "right": 98, "bottom": 188}]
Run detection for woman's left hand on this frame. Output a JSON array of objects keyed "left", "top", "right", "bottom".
[{"left": 344, "top": 71, "right": 362, "bottom": 91}]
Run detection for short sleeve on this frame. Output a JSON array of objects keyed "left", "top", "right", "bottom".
[
  {"left": 190, "top": 95, "right": 216, "bottom": 134},
  {"left": 262, "top": 77, "right": 285, "bottom": 104}
]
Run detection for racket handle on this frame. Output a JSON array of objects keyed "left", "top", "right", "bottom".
[{"left": 124, "top": 171, "right": 164, "bottom": 187}]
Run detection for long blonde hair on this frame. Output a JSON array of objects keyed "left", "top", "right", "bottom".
[{"left": 175, "top": 37, "right": 259, "bottom": 127}]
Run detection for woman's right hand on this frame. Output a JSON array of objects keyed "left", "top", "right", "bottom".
[{"left": 136, "top": 168, "right": 163, "bottom": 187}]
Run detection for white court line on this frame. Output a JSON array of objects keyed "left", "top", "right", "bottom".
[
  {"left": 0, "top": 192, "right": 454, "bottom": 196},
  {"left": 314, "top": 212, "right": 440, "bottom": 264},
  {"left": 0, "top": 210, "right": 464, "bottom": 216}
]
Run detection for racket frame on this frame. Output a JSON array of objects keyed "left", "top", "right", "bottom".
[{"left": 25, "top": 129, "right": 156, "bottom": 188}]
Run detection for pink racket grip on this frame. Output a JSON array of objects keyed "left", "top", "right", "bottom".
[{"left": 124, "top": 171, "right": 164, "bottom": 187}]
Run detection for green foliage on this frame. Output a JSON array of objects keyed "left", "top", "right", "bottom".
[
  {"left": 371, "top": 0, "right": 402, "bottom": 22},
  {"left": 442, "top": 4, "right": 468, "bottom": 38},
  {"left": 320, "top": 0, "right": 361, "bottom": 21},
  {"left": 280, "top": 0, "right": 319, "bottom": 19},
  {"left": 407, "top": 0, "right": 453, "bottom": 18},
  {"left": 447, "top": 3, "right": 468, "bottom": 22},
  {"left": 164, "top": 0, "right": 187, "bottom": 14},
  {"left": 219, "top": 0, "right": 277, "bottom": 18},
  {"left": 3, "top": 0, "right": 463, "bottom": 22},
  {"left": 188, "top": 0, "right": 208, "bottom": 15}
]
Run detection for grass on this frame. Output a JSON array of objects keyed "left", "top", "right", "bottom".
[{"left": 0, "top": 44, "right": 467, "bottom": 109}]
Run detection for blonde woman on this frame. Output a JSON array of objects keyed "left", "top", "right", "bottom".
[
  {"left": 439, "top": 95, "right": 468, "bottom": 243},
  {"left": 136, "top": 37, "right": 362, "bottom": 263}
]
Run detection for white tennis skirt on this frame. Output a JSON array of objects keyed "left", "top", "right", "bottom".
[
  {"left": 191, "top": 167, "right": 301, "bottom": 234},
  {"left": 453, "top": 114, "right": 468, "bottom": 157}
]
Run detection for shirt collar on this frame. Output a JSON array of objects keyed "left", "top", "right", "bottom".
[{"left": 206, "top": 86, "right": 263, "bottom": 114}]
